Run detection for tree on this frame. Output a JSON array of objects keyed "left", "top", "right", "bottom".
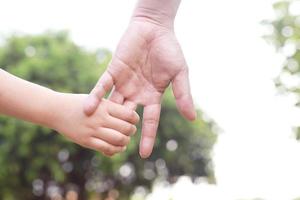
[
  {"left": 0, "top": 32, "right": 217, "bottom": 200},
  {"left": 263, "top": 0, "right": 300, "bottom": 139}
]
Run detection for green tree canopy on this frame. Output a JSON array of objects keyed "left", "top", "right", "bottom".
[
  {"left": 263, "top": 0, "right": 300, "bottom": 139},
  {"left": 0, "top": 32, "right": 217, "bottom": 200}
]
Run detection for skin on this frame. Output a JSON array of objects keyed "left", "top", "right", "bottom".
[
  {"left": 0, "top": 69, "right": 139, "bottom": 156},
  {"left": 84, "top": 0, "right": 197, "bottom": 158}
]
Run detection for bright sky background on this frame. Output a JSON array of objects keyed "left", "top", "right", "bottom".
[{"left": 1, "top": 0, "right": 300, "bottom": 199}]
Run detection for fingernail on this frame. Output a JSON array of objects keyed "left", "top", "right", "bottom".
[
  {"left": 131, "top": 126, "right": 137, "bottom": 136},
  {"left": 139, "top": 138, "right": 153, "bottom": 158},
  {"left": 134, "top": 112, "right": 140, "bottom": 122}
]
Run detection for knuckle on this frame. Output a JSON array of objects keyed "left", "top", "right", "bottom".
[
  {"left": 123, "top": 124, "right": 132, "bottom": 135},
  {"left": 101, "top": 108, "right": 110, "bottom": 118},
  {"left": 116, "top": 135, "right": 127, "bottom": 145},
  {"left": 98, "top": 102, "right": 109, "bottom": 115},
  {"left": 124, "top": 110, "right": 135, "bottom": 122},
  {"left": 97, "top": 119, "right": 106, "bottom": 127},
  {"left": 81, "top": 137, "right": 91, "bottom": 148},
  {"left": 123, "top": 136, "right": 130, "bottom": 145},
  {"left": 102, "top": 145, "right": 110, "bottom": 154},
  {"left": 145, "top": 118, "right": 158, "bottom": 126},
  {"left": 130, "top": 111, "right": 138, "bottom": 123},
  {"left": 106, "top": 146, "right": 117, "bottom": 155},
  {"left": 129, "top": 111, "right": 135, "bottom": 120}
]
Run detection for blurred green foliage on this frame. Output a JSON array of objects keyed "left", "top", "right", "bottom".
[
  {"left": 263, "top": 0, "right": 300, "bottom": 140},
  {"left": 0, "top": 31, "right": 217, "bottom": 200}
]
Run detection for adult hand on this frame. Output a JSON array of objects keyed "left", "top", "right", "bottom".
[{"left": 84, "top": 6, "right": 196, "bottom": 159}]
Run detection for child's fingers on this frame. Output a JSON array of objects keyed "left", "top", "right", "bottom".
[
  {"left": 109, "top": 88, "right": 124, "bottom": 104},
  {"left": 94, "top": 127, "right": 131, "bottom": 146},
  {"left": 107, "top": 102, "right": 139, "bottom": 124},
  {"left": 124, "top": 100, "right": 137, "bottom": 110},
  {"left": 88, "top": 137, "right": 125, "bottom": 156},
  {"left": 105, "top": 116, "right": 137, "bottom": 136}
]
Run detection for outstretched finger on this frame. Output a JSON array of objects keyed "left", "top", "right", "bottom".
[
  {"left": 139, "top": 104, "right": 161, "bottom": 159},
  {"left": 172, "top": 67, "right": 197, "bottom": 121},
  {"left": 83, "top": 71, "right": 114, "bottom": 116}
]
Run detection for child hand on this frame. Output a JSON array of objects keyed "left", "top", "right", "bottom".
[{"left": 50, "top": 93, "right": 139, "bottom": 156}]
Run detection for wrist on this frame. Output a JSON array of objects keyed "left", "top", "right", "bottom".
[
  {"left": 41, "top": 91, "right": 65, "bottom": 131},
  {"left": 132, "top": 0, "right": 181, "bottom": 29},
  {"left": 45, "top": 92, "right": 87, "bottom": 134}
]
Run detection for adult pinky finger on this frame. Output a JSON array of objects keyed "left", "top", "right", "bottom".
[{"left": 88, "top": 137, "right": 125, "bottom": 156}]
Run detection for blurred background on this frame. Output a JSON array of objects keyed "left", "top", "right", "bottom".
[{"left": 1, "top": 0, "right": 300, "bottom": 199}]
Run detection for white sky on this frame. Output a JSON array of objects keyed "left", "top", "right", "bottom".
[{"left": 1, "top": 0, "right": 300, "bottom": 199}]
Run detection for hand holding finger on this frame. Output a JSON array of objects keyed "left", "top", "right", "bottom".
[{"left": 83, "top": 71, "right": 114, "bottom": 116}]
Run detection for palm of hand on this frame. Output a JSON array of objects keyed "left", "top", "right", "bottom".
[
  {"left": 85, "top": 20, "right": 196, "bottom": 158},
  {"left": 109, "top": 21, "right": 185, "bottom": 105}
]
